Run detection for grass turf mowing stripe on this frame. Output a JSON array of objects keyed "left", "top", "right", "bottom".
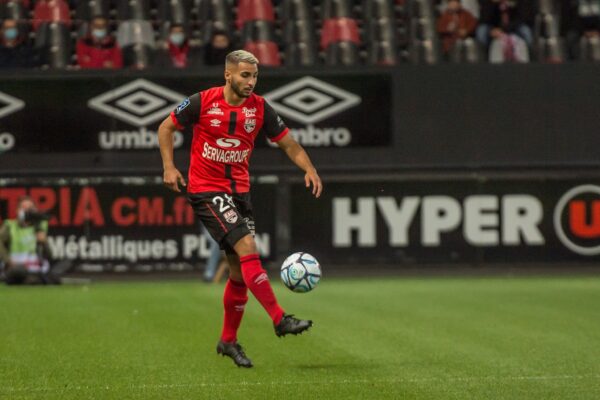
[{"left": 1, "top": 277, "right": 600, "bottom": 399}]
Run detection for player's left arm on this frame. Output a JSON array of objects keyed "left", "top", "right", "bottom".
[
  {"left": 276, "top": 134, "right": 322, "bottom": 198},
  {"left": 263, "top": 100, "right": 322, "bottom": 197}
]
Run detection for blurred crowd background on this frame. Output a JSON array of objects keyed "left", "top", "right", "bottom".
[{"left": 0, "top": 0, "right": 598, "bottom": 70}]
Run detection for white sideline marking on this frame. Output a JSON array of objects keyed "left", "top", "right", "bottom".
[{"left": 3, "top": 375, "right": 600, "bottom": 393}]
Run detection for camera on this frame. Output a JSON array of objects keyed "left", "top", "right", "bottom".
[{"left": 23, "top": 210, "right": 51, "bottom": 224}]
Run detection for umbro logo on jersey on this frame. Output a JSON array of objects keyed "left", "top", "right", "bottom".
[
  {"left": 88, "top": 79, "right": 184, "bottom": 127},
  {"left": 210, "top": 119, "right": 222, "bottom": 127},
  {"left": 216, "top": 138, "right": 241, "bottom": 148}
]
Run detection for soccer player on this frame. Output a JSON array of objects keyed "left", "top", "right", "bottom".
[{"left": 157, "top": 50, "right": 322, "bottom": 368}]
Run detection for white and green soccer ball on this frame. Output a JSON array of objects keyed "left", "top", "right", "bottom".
[{"left": 280, "top": 252, "right": 321, "bottom": 293}]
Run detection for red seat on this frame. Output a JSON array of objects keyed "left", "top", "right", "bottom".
[
  {"left": 244, "top": 41, "right": 281, "bottom": 66},
  {"left": 320, "top": 17, "right": 360, "bottom": 49},
  {"left": 236, "top": 0, "right": 275, "bottom": 29},
  {"left": 33, "top": 0, "right": 71, "bottom": 31}
]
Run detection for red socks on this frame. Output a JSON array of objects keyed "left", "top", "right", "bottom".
[
  {"left": 240, "top": 254, "right": 284, "bottom": 325},
  {"left": 220, "top": 278, "right": 248, "bottom": 343}
]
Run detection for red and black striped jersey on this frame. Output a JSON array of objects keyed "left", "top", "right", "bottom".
[{"left": 170, "top": 86, "right": 289, "bottom": 194}]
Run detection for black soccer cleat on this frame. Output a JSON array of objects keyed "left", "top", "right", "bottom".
[
  {"left": 274, "top": 314, "right": 313, "bottom": 337},
  {"left": 216, "top": 341, "right": 253, "bottom": 368}
]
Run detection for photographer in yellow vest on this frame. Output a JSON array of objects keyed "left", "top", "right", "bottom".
[{"left": 0, "top": 196, "right": 56, "bottom": 285}]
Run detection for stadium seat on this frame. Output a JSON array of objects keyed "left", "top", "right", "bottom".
[
  {"left": 320, "top": 18, "right": 360, "bottom": 49},
  {"left": 324, "top": 41, "right": 360, "bottom": 65},
  {"left": 283, "top": 20, "right": 317, "bottom": 48},
  {"left": 321, "top": 0, "right": 353, "bottom": 19},
  {"left": 34, "top": 22, "right": 72, "bottom": 69},
  {"left": 362, "top": 0, "right": 395, "bottom": 19},
  {"left": 579, "top": 36, "right": 600, "bottom": 63},
  {"left": 244, "top": 41, "right": 281, "bottom": 66},
  {"left": 236, "top": 0, "right": 275, "bottom": 29},
  {"left": 116, "top": 0, "right": 151, "bottom": 21},
  {"left": 409, "top": 38, "right": 440, "bottom": 64},
  {"left": 75, "top": 0, "right": 110, "bottom": 22},
  {"left": 157, "top": 0, "right": 192, "bottom": 28},
  {"left": 195, "top": 0, "right": 233, "bottom": 43},
  {"left": 32, "top": 0, "right": 72, "bottom": 31},
  {"left": 366, "top": 40, "right": 397, "bottom": 65},
  {"left": 364, "top": 17, "right": 396, "bottom": 45},
  {"left": 241, "top": 20, "right": 276, "bottom": 44},
  {"left": 281, "top": 0, "right": 313, "bottom": 21},
  {"left": 448, "top": 38, "right": 481, "bottom": 63},
  {"left": 284, "top": 42, "right": 318, "bottom": 66},
  {"left": 122, "top": 43, "right": 155, "bottom": 69},
  {"left": 411, "top": 17, "right": 436, "bottom": 41},
  {"left": 533, "top": 0, "right": 564, "bottom": 63},
  {"left": 157, "top": 0, "right": 192, "bottom": 37},
  {"left": 117, "top": 20, "right": 156, "bottom": 48}
]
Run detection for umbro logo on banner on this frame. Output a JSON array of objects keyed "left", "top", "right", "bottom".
[
  {"left": 0, "top": 91, "right": 25, "bottom": 119},
  {"left": 264, "top": 76, "right": 361, "bottom": 125},
  {"left": 88, "top": 79, "right": 185, "bottom": 127}
]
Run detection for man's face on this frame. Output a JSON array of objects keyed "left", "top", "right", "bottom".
[{"left": 226, "top": 62, "right": 258, "bottom": 98}]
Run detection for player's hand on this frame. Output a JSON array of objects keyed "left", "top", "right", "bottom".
[
  {"left": 163, "top": 167, "right": 186, "bottom": 192},
  {"left": 305, "top": 169, "right": 322, "bottom": 198}
]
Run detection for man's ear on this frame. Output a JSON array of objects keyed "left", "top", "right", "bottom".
[{"left": 224, "top": 66, "right": 232, "bottom": 83}]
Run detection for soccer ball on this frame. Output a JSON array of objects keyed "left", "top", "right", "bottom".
[{"left": 280, "top": 252, "right": 321, "bottom": 293}]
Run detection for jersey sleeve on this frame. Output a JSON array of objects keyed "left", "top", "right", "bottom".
[
  {"left": 262, "top": 100, "right": 289, "bottom": 143},
  {"left": 170, "top": 92, "right": 201, "bottom": 130}
]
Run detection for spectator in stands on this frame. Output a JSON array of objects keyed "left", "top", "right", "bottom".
[
  {"left": 0, "top": 196, "right": 57, "bottom": 285},
  {"left": 477, "top": 0, "right": 533, "bottom": 63},
  {"left": 204, "top": 30, "right": 234, "bottom": 65},
  {"left": 477, "top": 1, "right": 533, "bottom": 46},
  {"left": 436, "top": 0, "right": 478, "bottom": 57},
  {"left": 0, "top": 19, "right": 38, "bottom": 68},
  {"left": 76, "top": 16, "right": 123, "bottom": 69},
  {"left": 156, "top": 24, "right": 203, "bottom": 69}
]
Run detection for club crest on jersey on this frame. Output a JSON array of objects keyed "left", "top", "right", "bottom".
[
  {"left": 242, "top": 107, "right": 256, "bottom": 117},
  {"left": 207, "top": 103, "right": 224, "bottom": 115},
  {"left": 223, "top": 209, "right": 238, "bottom": 224},
  {"left": 244, "top": 118, "right": 256, "bottom": 133}
]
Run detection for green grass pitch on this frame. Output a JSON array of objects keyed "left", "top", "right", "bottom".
[{"left": 2, "top": 276, "right": 600, "bottom": 399}]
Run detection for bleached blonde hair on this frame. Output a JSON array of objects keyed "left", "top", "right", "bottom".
[{"left": 225, "top": 50, "right": 259, "bottom": 66}]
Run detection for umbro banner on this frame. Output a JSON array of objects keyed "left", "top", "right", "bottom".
[
  {"left": 0, "top": 73, "right": 391, "bottom": 154},
  {"left": 0, "top": 176, "right": 277, "bottom": 273}
]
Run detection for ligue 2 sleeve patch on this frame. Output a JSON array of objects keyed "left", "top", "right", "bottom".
[{"left": 176, "top": 98, "right": 190, "bottom": 114}]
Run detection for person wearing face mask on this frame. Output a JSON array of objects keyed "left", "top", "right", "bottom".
[
  {"left": 156, "top": 24, "right": 203, "bottom": 69},
  {"left": 0, "top": 196, "right": 59, "bottom": 285},
  {"left": 76, "top": 16, "right": 123, "bottom": 69},
  {"left": 0, "top": 19, "right": 38, "bottom": 68}
]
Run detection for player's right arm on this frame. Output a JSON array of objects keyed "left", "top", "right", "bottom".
[
  {"left": 158, "top": 93, "right": 201, "bottom": 192},
  {"left": 158, "top": 115, "right": 186, "bottom": 192}
]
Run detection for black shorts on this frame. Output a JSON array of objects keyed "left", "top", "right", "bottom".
[{"left": 187, "top": 192, "right": 255, "bottom": 254}]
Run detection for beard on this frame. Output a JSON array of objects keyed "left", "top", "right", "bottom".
[{"left": 231, "top": 81, "right": 251, "bottom": 98}]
